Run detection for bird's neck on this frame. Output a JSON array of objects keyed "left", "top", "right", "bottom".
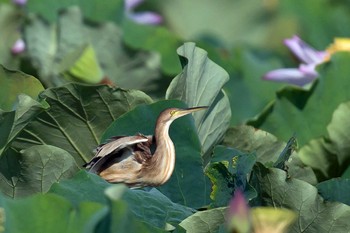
[{"left": 151, "top": 119, "right": 176, "bottom": 184}]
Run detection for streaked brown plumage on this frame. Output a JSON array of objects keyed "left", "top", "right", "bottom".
[{"left": 84, "top": 106, "right": 207, "bottom": 188}]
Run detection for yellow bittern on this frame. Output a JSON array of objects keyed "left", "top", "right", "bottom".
[{"left": 84, "top": 106, "right": 207, "bottom": 188}]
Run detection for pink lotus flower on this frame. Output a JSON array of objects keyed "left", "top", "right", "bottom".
[
  {"left": 263, "top": 35, "right": 328, "bottom": 86},
  {"left": 125, "top": 0, "right": 162, "bottom": 25}
]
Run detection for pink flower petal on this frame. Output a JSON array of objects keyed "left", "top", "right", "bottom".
[
  {"left": 128, "top": 12, "right": 163, "bottom": 25},
  {"left": 284, "top": 35, "right": 327, "bottom": 64},
  {"left": 124, "top": 0, "right": 144, "bottom": 11},
  {"left": 263, "top": 67, "right": 317, "bottom": 86}
]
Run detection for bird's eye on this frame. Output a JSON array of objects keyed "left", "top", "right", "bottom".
[{"left": 170, "top": 110, "right": 176, "bottom": 116}]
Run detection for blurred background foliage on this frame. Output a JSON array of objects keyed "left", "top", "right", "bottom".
[{"left": 2, "top": 0, "right": 349, "bottom": 125}]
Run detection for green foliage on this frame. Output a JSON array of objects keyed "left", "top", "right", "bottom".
[
  {"left": 299, "top": 101, "right": 350, "bottom": 180},
  {"left": 220, "top": 48, "right": 284, "bottom": 125},
  {"left": 24, "top": 6, "right": 160, "bottom": 90},
  {"left": 0, "top": 65, "right": 44, "bottom": 111},
  {"left": 166, "top": 42, "right": 231, "bottom": 161},
  {"left": 250, "top": 53, "right": 350, "bottom": 146},
  {"left": 317, "top": 178, "right": 350, "bottom": 205},
  {"left": 26, "top": 0, "right": 124, "bottom": 23},
  {"left": 10, "top": 84, "right": 152, "bottom": 165},
  {"left": 179, "top": 207, "right": 227, "bottom": 233},
  {"left": 251, "top": 163, "right": 350, "bottom": 233},
  {"left": 0, "top": 145, "right": 78, "bottom": 198},
  {"left": 205, "top": 147, "right": 256, "bottom": 207}
]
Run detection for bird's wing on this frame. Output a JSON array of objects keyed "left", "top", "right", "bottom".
[{"left": 84, "top": 135, "right": 149, "bottom": 171}]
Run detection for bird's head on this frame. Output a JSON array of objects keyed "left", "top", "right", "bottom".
[{"left": 159, "top": 106, "right": 208, "bottom": 123}]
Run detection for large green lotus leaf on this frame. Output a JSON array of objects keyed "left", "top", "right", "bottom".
[
  {"left": 0, "top": 94, "right": 47, "bottom": 156},
  {"left": 26, "top": 0, "right": 124, "bottom": 23},
  {"left": 0, "top": 66, "right": 44, "bottom": 111},
  {"left": 205, "top": 146, "right": 257, "bottom": 207},
  {"left": 0, "top": 145, "right": 78, "bottom": 198},
  {"left": 250, "top": 53, "right": 350, "bottom": 146},
  {"left": 0, "top": 110, "right": 15, "bottom": 156},
  {"left": 223, "top": 125, "right": 284, "bottom": 164},
  {"left": 105, "top": 186, "right": 166, "bottom": 233},
  {"left": 166, "top": 43, "right": 231, "bottom": 159},
  {"left": 317, "top": 178, "right": 350, "bottom": 206},
  {"left": 101, "top": 100, "right": 210, "bottom": 209},
  {"left": 251, "top": 163, "right": 350, "bottom": 233},
  {"left": 24, "top": 6, "right": 161, "bottom": 90},
  {"left": 299, "top": 101, "right": 350, "bottom": 180},
  {"left": 0, "top": 4, "right": 22, "bottom": 69},
  {"left": 219, "top": 48, "right": 284, "bottom": 125},
  {"left": 49, "top": 171, "right": 111, "bottom": 206},
  {"left": 0, "top": 193, "right": 106, "bottom": 233},
  {"left": 10, "top": 84, "right": 152, "bottom": 165},
  {"left": 179, "top": 207, "right": 227, "bottom": 233},
  {"left": 50, "top": 171, "right": 194, "bottom": 229},
  {"left": 223, "top": 125, "right": 317, "bottom": 184},
  {"left": 106, "top": 185, "right": 192, "bottom": 231}
]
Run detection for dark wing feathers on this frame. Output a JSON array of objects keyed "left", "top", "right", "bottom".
[{"left": 84, "top": 134, "right": 152, "bottom": 173}]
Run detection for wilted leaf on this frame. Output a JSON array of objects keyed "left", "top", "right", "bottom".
[
  {"left": 205, "top": 146, "right": 256, "bottom": 207},
  {"left": 166, "top": 42, "right": 231, "bottom": 159},
  {"left": 0, "top": 145, "right": 78, "bottom": 198},
  {"left": 273, "top": 135, "right": 297, "bottom": 170},
  {"left": 101, "top": 100, "right": 210, "bottom": 208},
  {"left": 11, "top": 84, "right": 152, "bottom": 165},
  {"left": 0, "top": 66, "right": 44, "bottom": 111},
  {"left": 223, "top": 125, "right": 317, "bottom": 184},
  {"left": 317, "top": 178, "right": 350, "bottom": 205},
  {"left": 179, "top": 207, "right": 227, "bottom": 233},
  {"left": 251, "top": 163, "right": 350, "bottom": 233}
]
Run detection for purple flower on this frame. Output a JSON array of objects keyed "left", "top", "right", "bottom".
[
  {"left": 124, "top": 0, "right": 162, "bottom": 25},
  {"left": 11, "top": 38, "right": 25, "bottom": 55},
  {"left": 12, "top": 0, "right": 27, "bottom": 6},
  {"left": 263, "top": 35, "right": 328, "bottom": 86}
]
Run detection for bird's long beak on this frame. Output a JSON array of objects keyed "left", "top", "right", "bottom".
[{"left": 175, "top": 106, "right": 208, "bottom": 118}]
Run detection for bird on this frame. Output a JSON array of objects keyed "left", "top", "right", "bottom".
[{"left": 84, "top": 106, "right": 207, "bottom": 188}]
